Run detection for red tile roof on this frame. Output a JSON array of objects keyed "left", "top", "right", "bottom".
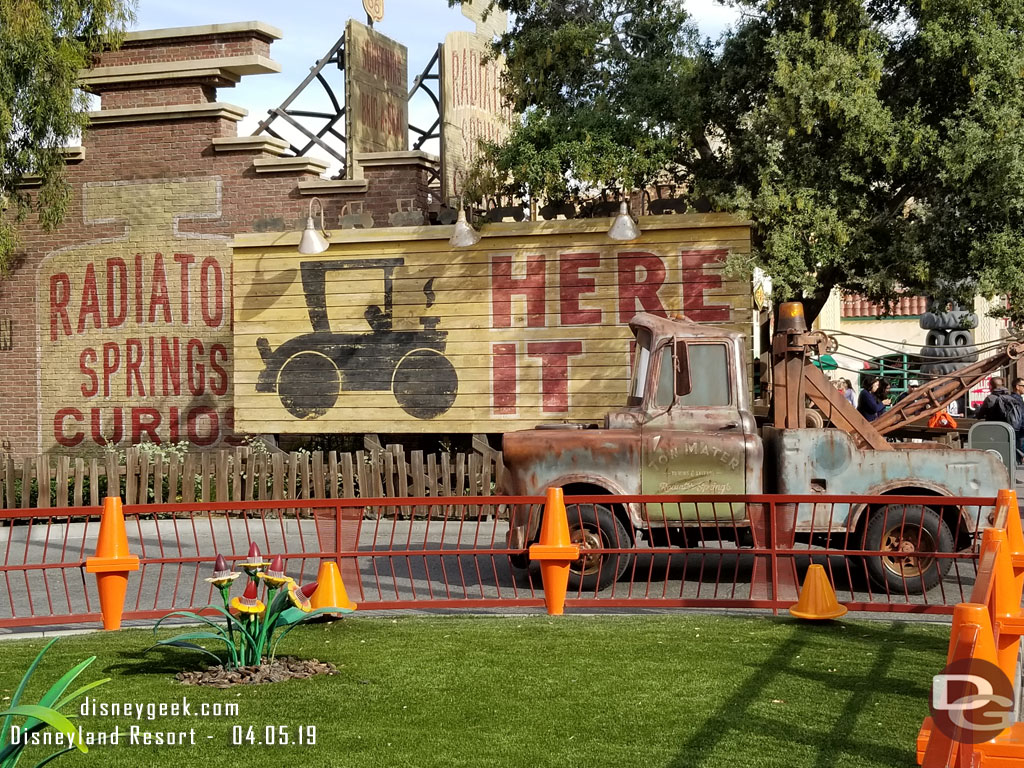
[{"left": 840, "top": 294, "right": 928, "bottom": 318}]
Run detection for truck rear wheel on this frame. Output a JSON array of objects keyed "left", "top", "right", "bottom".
[
  {"left": 863, "top": 505, "right": 954, "bottom": 594},
  {"left": 567, "top": 504, "right": 632, "bottom": 591}
]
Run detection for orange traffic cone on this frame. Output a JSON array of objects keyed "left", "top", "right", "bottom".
[
  {"left": 996, "top": 489, "right": 1024, "bottom": 594},
  {"left": 310, "top": 560, "right": 356, "bottom": 613},
  {"left": 85, "top": 497, "right": 140, "bottom": 630},
  {"left": 789, "top": 564, "right": 847, "bottom": 620},
  {"left": 925, "top": 603, "right": 1024, "bottom": 767},
  {"left": 529, "top": 487, "right": 581, "bottom": 616},
  {"left": 981, "top": 528, "right": 1024, "bottom": 681}
]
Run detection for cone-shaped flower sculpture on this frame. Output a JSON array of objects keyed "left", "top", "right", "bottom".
[
  {"left": 260, "top": 555, "right": 291, "bottom": 587},
  {"left": 231, "top": 580, "right": 266, "bottom": 615},
  {"left": 238, "top": 542, "right": 270, "bottom": 577},
  {"left": 205, "top": 554, "right": 241, "bottom": 587},
  {"left": 288, "top": 581, "right": 318, "bottom": 612}
]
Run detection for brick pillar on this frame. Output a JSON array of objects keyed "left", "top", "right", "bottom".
[{"left": 356, "top": 151, "right": 439, "bottom": 226}]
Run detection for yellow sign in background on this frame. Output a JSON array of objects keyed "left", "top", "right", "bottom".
[{"left": 232, "top": 214, "right": 753, "bottom": 434}]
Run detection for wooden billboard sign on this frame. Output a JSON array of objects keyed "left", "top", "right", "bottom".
[
  {"left": 232, "top": 214, "right": 753, "bottom": 434},
  {"left": 344, "top": 19, "right": 408, "bottom": 177},
  {"left": 441, "top": 27, "right": 511, "bottom": 199}
]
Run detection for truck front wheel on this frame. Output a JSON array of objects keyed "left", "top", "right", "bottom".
[
  {"left": 567, "top": 504, "right": 633, "bottom": 592},
  {"left": 863, "top": 505, "right": 954, "bottom": 594}
]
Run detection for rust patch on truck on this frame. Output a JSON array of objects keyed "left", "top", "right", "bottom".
[{"left": 502, "top": 427, "right": 642, "bottom": 544}]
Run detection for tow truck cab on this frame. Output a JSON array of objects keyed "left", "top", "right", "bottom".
[{"left": 503, "top": 312, "right": 762, "bottom": 540}]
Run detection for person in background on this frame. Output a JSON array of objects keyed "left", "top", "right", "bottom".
[
  {"left": 843, "top": 378, "right": 856, "bottom": 407},
  {"left": 893, "top": 379, "right": 919, "bottom": 405},
  {"left": 976, "top": 377, "right": 1014, "bottom": 421},
  {"left": 858, "top": 376, "right": 891, "bottom": 422},
  {"left": 1013, "top": 378, "right": 1024, "bottom": 461},
  {"left": 835, "top": 378, "right": 850, "bottom": 405},
  {"left": 975, "top": 378, "right": 1024, "bottom": 467},
  {"left": 877, "top": 379, "right": 892, "bottom": 408}
]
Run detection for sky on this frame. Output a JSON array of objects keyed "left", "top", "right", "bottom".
[{"left": 130, "top": 0, "right": 740, "bottom": 167}]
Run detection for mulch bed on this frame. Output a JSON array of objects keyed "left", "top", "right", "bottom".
[{"left": 176, "top": 657, "right": 338, "bottom": 688}]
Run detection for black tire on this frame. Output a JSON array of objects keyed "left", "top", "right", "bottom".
[
  {"left": 566, "top": 504, "right": 633, "bottom": 591},
  {"left": 919, "top": 344, "right": 978, "bottom": 362},
  {"left": 948, "top": 330, "right": 975, "bottom": 347},
  {"left": 863, "top": 505, "right": 954, "bottom": 593},
  {"left": 919, "top": 345, "right": 956, "bottom": 358},
  {"left": 920, "top": 312, "right": 956, "bottom": 330},
  {"left": 925, "top": 330, "right": 949, "bottom": 347},
  {"left": 507, "top": 552, "right": 539, "bottom": 587},
  {"left": 508, "top": 551, "right": 530, "bottom": 570},
  {"left": 957, "top": 345, "right": 979, "bottom": 363},
  {"left": 919, "top": 311, "right": 979, "bottom": 330},
  {"left": 277, "top": 352, "right": 340, "bottom": 419},
  {"left": 920, "top": 362, "right": 962, "bottom": 376},
  {"left": 647, "top": 526, "right": 699, "bottom": 548},
  {"left": 392, "top": 349, "right": 458, "bottom": 419}
]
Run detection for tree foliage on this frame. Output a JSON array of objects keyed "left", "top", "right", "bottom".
[
  {"left": 456, "top": 0, "right": 703, "bottom": 201},
  {"left": 0, "top": 0, "right": 135, "bottom": 275},
  {"left": 457, "top": 0, "right": 1024, "bottom": 319}
]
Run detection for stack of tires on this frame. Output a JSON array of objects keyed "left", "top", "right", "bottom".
[{"left": 918, "top": 307, "right": 979, "bottom": 377}]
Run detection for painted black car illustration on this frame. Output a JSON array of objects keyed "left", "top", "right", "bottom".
[{"left": 255, "top": 257, "right": 458, "bottom": 420}]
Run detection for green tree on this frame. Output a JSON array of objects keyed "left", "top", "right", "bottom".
[
  {"left": 460, "top": 0, "right": 1024, "bottom": 320},
  {"left": 456, "top": 0, "right": 702, "bottom": 203},
  {"left": 0, "top": 0, "right": 136, "bottom": 275}
]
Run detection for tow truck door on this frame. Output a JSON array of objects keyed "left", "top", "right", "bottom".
[{"left": 640, "top": 340, "right": 754, "bottom": 521}]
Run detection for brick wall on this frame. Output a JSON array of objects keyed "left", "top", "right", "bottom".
[
  {"left": 101, "top": 85, "right": 217, "bottom": 109},
  {"left": 0, "top": 22, "right": 436, "bottom": 457},
  {"left": 98, "top": 29, "right": 275, "bottom": 68}
]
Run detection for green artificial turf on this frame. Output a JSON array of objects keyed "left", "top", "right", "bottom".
[{"left": 0, "top": 615, "right": 948, "bottom": 768}]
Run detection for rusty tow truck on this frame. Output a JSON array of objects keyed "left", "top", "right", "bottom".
[{"left": 502, "top": 302, "right": 1022, "bottom": 593}]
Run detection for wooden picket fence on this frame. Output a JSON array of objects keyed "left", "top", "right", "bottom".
[{"left": 0, "top": 436, "right": 505, "bottom": 510}]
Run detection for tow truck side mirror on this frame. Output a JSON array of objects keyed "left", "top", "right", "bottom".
[{"left": 675, "top": 341, "right": 692, "bottom": 397}]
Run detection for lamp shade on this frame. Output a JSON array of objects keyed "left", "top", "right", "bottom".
[
  {"left": 449, "top": 208, "right": 482, "bottom": 247},
  {"left": 607, "top": 200, "right": 640, "bottom": 241},
  {"left": 298, "top": 216, "right": 330, "bottom": 254}
]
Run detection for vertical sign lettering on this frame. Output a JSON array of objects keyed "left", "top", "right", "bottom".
[{"left": 441, "top": 27, "right": 513, "bottom": 199}]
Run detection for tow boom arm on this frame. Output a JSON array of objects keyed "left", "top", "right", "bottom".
[
  {"left": 871, "top": 343, "right": 1024, "bottom": 434},
  {"left": 770, "top": 301, "right": 1024, "bottom": 447}
]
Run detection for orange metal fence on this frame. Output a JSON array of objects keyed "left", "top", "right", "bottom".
[{"left": 0, "top": 493, "right": 999, "bottom": 629}]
